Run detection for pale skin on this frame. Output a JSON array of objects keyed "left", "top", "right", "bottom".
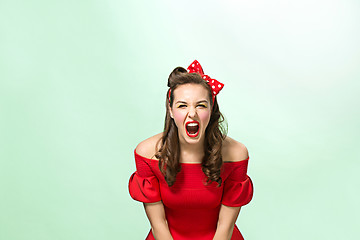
[{"left": 135, "top": 83, "right": 249, "bottom": 240}]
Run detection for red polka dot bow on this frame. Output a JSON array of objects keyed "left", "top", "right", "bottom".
[{"left": 187, "top": 60, "right": 224, "bottom": 103}]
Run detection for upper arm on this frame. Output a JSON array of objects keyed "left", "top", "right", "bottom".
[
  {"left": 134, "top": 135, "right": 171, "bottom": 232},
  {"left": 143, "top": 201, "right": 173, "bottom": 239},
  {"left": 143, "top": 201, "right": 167, "bottom": 224},
  {"left": 217, "top": 204, "right": 241, "bottom": 229}
]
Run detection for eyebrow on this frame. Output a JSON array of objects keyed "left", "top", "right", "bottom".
[{"left": 175, "top": 100, "right": 209, "bottom": 104}]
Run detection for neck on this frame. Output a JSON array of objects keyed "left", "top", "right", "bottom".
[{"left": 178, "top": 138, "right": 205, "bottom": 162}]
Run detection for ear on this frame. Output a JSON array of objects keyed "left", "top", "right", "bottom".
[{"left": 168, "top": 103, "right": 174, "bottom": 118}]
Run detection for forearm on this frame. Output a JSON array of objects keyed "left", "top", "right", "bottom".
[
  {"left": 144, "top": 202, "right": 173, "bottom": 240},
  {"left": 151, "top": 219, "right": 173, "bottom": 240},
  {"left": 212, "top": 223, "right": 234, "bottom": 240},
  {"left": 213, "top": 204, "right": 241, "bottom": 240}
]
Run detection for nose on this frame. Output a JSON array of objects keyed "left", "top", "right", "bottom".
[{"left": 188, "top": 107, "right": 197, "bottom": 118}]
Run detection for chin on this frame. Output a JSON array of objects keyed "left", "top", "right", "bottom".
[{"left": 181, "top": 131, "right": 204, "bottom": 144}]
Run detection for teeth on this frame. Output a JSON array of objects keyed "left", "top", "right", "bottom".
[{"left": 187, "top": 122, "right": 199, "bottom": 126}]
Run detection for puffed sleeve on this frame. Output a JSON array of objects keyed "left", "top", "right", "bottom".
[
  {"left": 128, "top": 151, "right": 161, "bottom": 203},
  {"left": 221, "top": 159, "right": 254, "bottom": 207}
]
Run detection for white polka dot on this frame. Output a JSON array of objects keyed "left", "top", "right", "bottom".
[
  {"left": 212, "top": 85, "right": 215, "bottom": 89},
  {"left": 212, "top": 80, "right": 214, "bottom": 83},
  {"left": 192, "top": 64, "right": 195, "bottom": 67},
  {"left": 218, "top": 84, "right": 221, "bottom": 88},
  {"left": 213, "top": 91, "right": 216, "bottom": 95},
  {"left": 203, "top": 76, "right": 206, "bottom": 79}
]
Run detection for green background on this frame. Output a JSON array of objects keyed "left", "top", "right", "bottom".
[{"left": 1, "top": 0, "right": 359, "bottom": 239}]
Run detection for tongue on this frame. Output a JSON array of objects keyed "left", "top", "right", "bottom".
[{"left": 187, "top": 125, "right": 199, "bottom": 134}]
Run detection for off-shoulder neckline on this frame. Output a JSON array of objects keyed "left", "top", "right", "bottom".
[{"left": 134, "top": 149, "right": 249, "bottom": 165}]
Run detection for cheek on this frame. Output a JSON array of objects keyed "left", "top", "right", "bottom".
[
  {"left": 172, "top": 111, "right": 185, "bottom": 126},
  {"left": 198, "top": 110, "right": 211, "bottom": 124}
]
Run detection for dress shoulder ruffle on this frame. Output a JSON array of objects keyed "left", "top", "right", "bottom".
[
  {"left": 128, "top": 150, "right": 161, "bottom": 203},
  {"left": 221, "top": 158, "right": 254, "bottom": 207}
]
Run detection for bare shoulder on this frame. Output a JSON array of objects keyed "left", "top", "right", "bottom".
[
  {"left": 135, "top": 133, "right": 163, "bottom": 159},
  {"left": 222, "top": 136, "right": 249, "bottom": 162}
]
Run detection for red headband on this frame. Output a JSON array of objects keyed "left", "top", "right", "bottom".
[{"left": 168, "top": 60, "right": 224, "bottom": 104}]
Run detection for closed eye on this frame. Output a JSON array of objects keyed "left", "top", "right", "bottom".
[
  {"left": 197, "top": 104, "right": 207, "bottom": 108},
  {"left": 178, "top": 104, "right": 187, "bottom": 108}
]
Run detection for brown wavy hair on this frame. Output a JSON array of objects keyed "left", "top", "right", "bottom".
[{"left": 155, "top": 66, "right": 227, "bottom": 187}]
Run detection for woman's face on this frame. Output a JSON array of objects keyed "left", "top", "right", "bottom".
[{"left": 169, "top": 83, "right": 211, "bottom": 145}]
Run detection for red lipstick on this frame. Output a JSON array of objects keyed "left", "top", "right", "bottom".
[{"left": 185, "top": 121, "right": 200, "bottom": 138}]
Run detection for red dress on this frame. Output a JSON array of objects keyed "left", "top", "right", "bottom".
[{"left": 128, "top": 150, "right": 253, "bottom": 240}]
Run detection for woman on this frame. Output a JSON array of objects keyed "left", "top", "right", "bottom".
[{"left": 129, "top": 60, "right": 253, "bottom": 240}]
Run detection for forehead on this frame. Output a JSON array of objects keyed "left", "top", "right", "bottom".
[{"left": 173, "top": 83, "right": 210, "bottom": 101}]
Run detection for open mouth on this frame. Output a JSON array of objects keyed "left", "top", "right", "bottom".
[{"left": 185, "top": 121, "right": 200, "bottom": 138}]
